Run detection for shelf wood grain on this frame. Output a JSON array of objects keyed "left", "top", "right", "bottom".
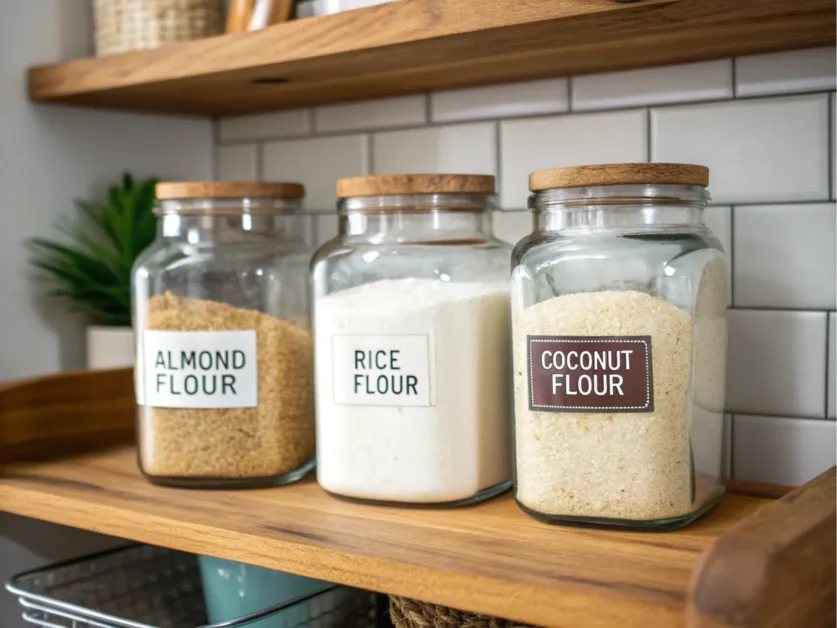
[
  {"left": 0, "top": 368, "right": 133, "bottom": 462},
  {"left": 688, "top": 468, "right": 836, "bottom": 628},
  {"left": 27, "top": 0, "right": 836, "bottom": 116},
  {"left": 0, "top": 446, "right": 780, "bottom": 628}
]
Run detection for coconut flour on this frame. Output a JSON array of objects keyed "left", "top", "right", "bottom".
[
  {"left": 138, "top": 292, "right": 315, "bottom": 480},
  {"left": 314, "top": 278, "right": 511, "bottom": 503},
  {"left": 513, "top": 264, "right": 726, "bottom": 521}
]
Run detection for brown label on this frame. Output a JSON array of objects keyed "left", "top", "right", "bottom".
[{"left": 527, "top": 336, "right": 654, "bottom": 413}]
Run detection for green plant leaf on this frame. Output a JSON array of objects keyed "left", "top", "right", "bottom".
[{"left": 26, "top": 173, "right": 159, "bottom": 324}]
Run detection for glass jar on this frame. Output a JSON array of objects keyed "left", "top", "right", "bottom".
[
  {"left": 311, "top": 174, "right": 513, "bottom": 505},
  {"left": 133, "top": 181, "right": 315, "bottom": 488},
  {"left": 511, "top": 164, "right": 728, "bottom": 529}
]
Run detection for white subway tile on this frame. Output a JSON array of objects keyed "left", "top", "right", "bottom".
[
  {"left": 829, "top": 313, "right": 836, "bottom": 419},
  {"left": 219, "top": 109, "right": 310, "bottom": 142},
  {"left": 703, "top": 205, "right": 732, "bottom": 305},
  {"left": 572, "top": 60, "right": 732, "bottom": 112},
  {"left": 315, "top": 96, "right": 426, "bottom": 133},
  {"left": 216, "top": 144, "right": 258, "bottom": 180},
  {"left": 431, "top": 79, "right": 568, "bottom": 123},
  {"left": 314, "top": 213, "right": 340, "bottom": 247},
  {"left": 372, "top": 122, "right": 496, "bottom": 177},
  {"left": 831, "top": 93, "right": 835, "bottom": 201},
  {"left": 735, "top": 47, "right": 836, "bottom": 98},
  {"left": 500, "top": 110, "right": 647, "bottom": 209},
  {"left": 492, "top": 210, "right": 531, "bottom": 246},
  {"left": 733, "top": 415, "right": 836, "bottom": 486},
  {"left": 263, "top": 135, "right": 368, "bottom": 211},
  {"left": 726, "top": 310, "right": 827, "bottom": 418},
  {"left": 734, "top": 203, "right": 836, "bottom": 309},
  {"left": 651, "top": 95, "right": 830, "bottom": 204}
]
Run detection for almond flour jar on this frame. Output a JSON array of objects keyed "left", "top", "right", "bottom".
[
  {"left": 311, "top": 174, "right": 513, "bottom": 505},
  {"left": 133, "top": 182, "right": 315, "bottom": 488},
  {"left": 511, "top": 164, "right": 728, "bottom": 529}
]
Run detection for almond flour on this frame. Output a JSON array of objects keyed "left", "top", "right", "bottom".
[{"left": 138, "top": 292, "right": 315, "bottom": 480}]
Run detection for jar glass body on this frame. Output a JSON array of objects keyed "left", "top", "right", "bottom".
[
  {"left": 310, "top": 193, "right": 513, "bottom": 505},
  {"left": 133, "top": 197, "right": 315, "bottom": 488},
  {"left": 511, "top": 184, "right": 728, "bottom": 529}
]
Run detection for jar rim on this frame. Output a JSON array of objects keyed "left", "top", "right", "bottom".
[
  {"left": 338, "top": 192, "right": 496, "bottom": 214},
  {"left": 529, "top": 183, "right": 711, "bottom": 212},
  {"left": 529, "top": 163, "right": 708, "bottom": 192},
  {"left": 155, "top": 196, "right": 302, "bottom": 216}
]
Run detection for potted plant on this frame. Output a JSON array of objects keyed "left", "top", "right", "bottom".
[{"left": 28, "top": 173, "right": 158, "bottom": 369}]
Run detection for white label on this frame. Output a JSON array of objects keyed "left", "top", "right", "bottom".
[
  {"left": 140, "top": 330, "right": 258, "bottom": 408},
  {"left": 332, "top": 334, "right": 431, "bottom": 407}
]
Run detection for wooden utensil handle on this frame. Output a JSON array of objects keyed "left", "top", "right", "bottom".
[
  {"left": 268, "top": 0, "right": 294, "bottom": 24},
  {"left": 688, "top": 467, "right": 836, "bottom": 628},
  {"left": 227, "top": 0, "right": 257, "bottom": 33}
]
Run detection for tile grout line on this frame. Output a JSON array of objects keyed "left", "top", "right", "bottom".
[
  {"left": 825, "top": 92, "right": 837, "bottom": 200},
  {"left": 731, "top": 57, "right": 738, "bottom": 98},
  {"left": 424, "top": 92, "right": 432, "bottom": 125},
  {"left": 215, "top": 89, "right": 837, "bottom": 147},
  {"left": 494, "top": 120, "right": 502, "bottom": 203},
  {"left": 824, "top": 312, "right": 831, "bottom": 418},
  {"left": 366, "top": 133, "right": 375, "bottom": 175},
  {"left": 725, "top": 409, "right": 831, "bottom": 421},
  {"left": 256, "top": 142, "right": 265, "bottom": 181},
  {"left": 566, "top": 76, "right": 574, "bottom": 113},
  {"left": 729, "top": 205, "right": 736, "bottom": 307},
  {"left": 729, "top": 305, "right": 833, "bottom": 313},
  {"left": 713, "top": 198, "right": 834, "bottom": 208},
  {"left": 218, "top": 88, "right": 831, "bottom": 146},
  {"left": 308, "top": 108, "right": 318, "bottom": 137},
  {"left": 211, "top": 119, "right": 220, "bottom": 180}
]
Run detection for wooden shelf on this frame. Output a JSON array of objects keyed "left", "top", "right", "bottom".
[
  {"left": 28, "top": 0, "right": 836, "bottom": 116},
  {"left": 0, "top": 370, "right": 833, "bottom": 627},
  {"left": 0, "top": 445, "right": 831, "bottom": 627}
]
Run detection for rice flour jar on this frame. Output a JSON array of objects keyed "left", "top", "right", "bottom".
[
  {"left": 511, "top": 164, "right": 728, "bottom": 529},
  {"left": 311, "top": 174, "right": 513, "bottom": 505}
]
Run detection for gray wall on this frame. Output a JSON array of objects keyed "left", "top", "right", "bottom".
[{"left": 0, "top": 2, "right": 212, "bottom": 624}]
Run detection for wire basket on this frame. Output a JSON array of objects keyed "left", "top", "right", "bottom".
[
  {"left": 92, "top": 0, "right": 225, "bottom": 56},
  {"left": 6, "top": 544, "right": 378, "bottom": 628}
]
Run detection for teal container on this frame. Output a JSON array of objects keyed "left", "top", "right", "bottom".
[{"left": 198, "top": 556, "right": 333, "bottom": 628}]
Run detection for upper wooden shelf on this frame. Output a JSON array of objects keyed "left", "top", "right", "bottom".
[{"left": 28, "top": 0, "right": 836, "bottom": 117}]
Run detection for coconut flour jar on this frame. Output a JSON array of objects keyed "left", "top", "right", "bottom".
[
  {"left": 511, "top": 164, "right": 728, "bottom": 529},
  {"left": 133, "top": 182, "right": 315, "bottom": 488},
  {"left": 311, "top": 174, "right": 512, "bottom": 505}
]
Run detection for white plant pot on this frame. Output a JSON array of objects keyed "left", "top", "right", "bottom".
[{"left": 86, "top": 326, "right": 135, "bottom": 370}]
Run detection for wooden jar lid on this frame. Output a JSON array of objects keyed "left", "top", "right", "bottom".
[
  {"left": 337, "top": 174, "right": 495, "bottom": 198},
  {"left": 529, "top": 164, "right": 709, "bottom": 191},
  {"left": 156, "top": 181, "right": 305, "bottom": 199}
]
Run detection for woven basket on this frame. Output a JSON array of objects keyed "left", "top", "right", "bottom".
[
  {"left": 93, "top": 0, "right": 225, "bottom": 56},
  {"left": 389, "top": 596, "right": 536, "bottom": 628}
]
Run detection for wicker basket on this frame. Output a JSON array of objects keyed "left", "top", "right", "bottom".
[
  {"left": 389, "top": 596, "right": 536, "bottom": 628},
  {"left": 93, "top": 0, "right": 225, "bottom": 56}
]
